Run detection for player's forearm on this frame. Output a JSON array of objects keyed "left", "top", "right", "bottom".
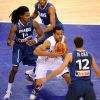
[
  {"left": 31, "top": 13, "right": 38, "bottom": 19},
  {"left": 34, "top": 49, "right": 52, "bottom": 56},
  {"left": 43, "top": 25, "right": 54, "bottom": 33},
  {"left": 95, "top": 68, "right": 100, "bottom": 78},
  {"left": 7, "top": 34, "right": 15, "bottom": 46},
  {"left": 36, "top": 34, "right": 45, "bottom": 43},
  {"left": 8, "top": 33, "right": 15, "bottom": 41},
  {"left": 46, "top": 68, "right": 62, "bottom": 81}
]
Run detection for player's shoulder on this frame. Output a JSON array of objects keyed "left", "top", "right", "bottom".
[
  {"left": 47, "top": 2, "right": 53, "bottom": 6},
  {"left": 68, "top": 53, "right": 72, "bottom": 57},
  {"left": 47, "top": 36, "right": 54, "bottom": 40},
  {"left": 65, "top": 53, "right": 72, "bottom": 62},
  {"left": 47, "top": 2, "right": 55, "bottom": 8},
  {"left": 63, "top": 35, "right": 66, "bottom": 39},
  {"left": 35, "top": 2, "right": 39, "bottom": 6},
  {"left": 35, "top": 2, "right": 40, "bottom": 9}
]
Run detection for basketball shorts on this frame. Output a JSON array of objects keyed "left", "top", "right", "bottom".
[{"left": 34, "top": 58, "right": 69, "bottom": 79}]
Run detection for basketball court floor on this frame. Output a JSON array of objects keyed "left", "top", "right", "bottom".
[
  {"left": 0, "top": 23, "right": 100, "bottom": 100},
  {"left": 0, "top": 0, "right": 100, "bottom": 100}
]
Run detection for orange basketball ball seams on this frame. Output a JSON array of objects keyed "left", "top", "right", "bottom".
[{"left": 55, "top": 42, "right": 68, "bottom": 54}]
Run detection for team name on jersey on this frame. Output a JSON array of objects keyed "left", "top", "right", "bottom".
[
  {"left": 19, "top": 28, "right": 31, "bottom": 33},
  {"left": 77, "top": 52, "right": 88, "bottom": 57},
  {"left": 38, "top": 11, "right": 47, "bottom": 17}
]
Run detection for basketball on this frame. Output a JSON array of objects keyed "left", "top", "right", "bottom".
[{"left": 55, "top": 42, "right": 67, "bottom": 54}]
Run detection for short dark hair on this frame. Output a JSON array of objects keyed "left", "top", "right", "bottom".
[
  {"left": 53, "top": 26, "right": 63, "bottom": 33},
  {"left": 74, "top": 36, "right": 84, "bottom": 48}
]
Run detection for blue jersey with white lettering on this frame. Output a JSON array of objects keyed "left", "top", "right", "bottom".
[
  {"left": 15, "top": 18, "right": 34, "bottom": 42},
  {"left": 68, "top": 50, "right": 92, "bottom": 81},
  {"left": 35, "top": 2, "right": 62, "bottom": 26},
  {"left": 12, "top": 18, "right": 37, "bottom": 66}
]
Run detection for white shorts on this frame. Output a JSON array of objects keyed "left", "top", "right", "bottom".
[{"left": 35, "top": 58, "right": 69, "bottom": 79}]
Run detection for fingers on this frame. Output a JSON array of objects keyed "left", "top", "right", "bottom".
[
  {"left": 26, "top": 40, "right": 36, "bottom": 46},
  {"left": 35, "top": 78, "right": 46, "bottom": 86},
  {"left": 21, "top": 38, "right": 28, "bottom": 42},
  {"left": 35, "top": 79, "right": 43, "bottom": 86},
  {"left": 7, "top": 40, "right": 14, "bottom": 46},
  {"left": 51, "top": 52, "right": 63, "bottom": 58}
]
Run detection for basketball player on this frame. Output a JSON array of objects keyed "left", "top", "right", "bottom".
[
  {"left": 25, "top": 0, "right": 64, "bottom": 76},
  {"left": 31, "top": 0, "right": 64, "bottom": 39},
  {"left": 30, "top": 26, "right": 71, "bottom": 99},
  {"left": 36, "top": 36, "right": 100, "bottom": 100},
  {"left": 3, "top": 6, "right": 44, "bottom": 100}
]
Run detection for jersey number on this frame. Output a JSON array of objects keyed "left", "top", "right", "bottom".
[
  {"left": 76, "top": 59, "right": 89, "bottom": 70},
  {"left": 22, "top": 33, "right": 28, "bottom": 38}
]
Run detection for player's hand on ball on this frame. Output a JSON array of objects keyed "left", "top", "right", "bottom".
[
  {"left": 54, "top": 42, "right": 68, "bottom": 55},
  {"left": 50, "top": 51, "right": 62, "bottom": 58}
]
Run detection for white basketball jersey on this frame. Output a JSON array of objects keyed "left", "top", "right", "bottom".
[
  {"left": 36, "top": 35, "right": 65, "bottom": 65},
  {"left": 47, "top": 35, "right": 65, "bottom": 51}
]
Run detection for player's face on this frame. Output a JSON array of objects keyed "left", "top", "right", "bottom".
[
  {"left": 38, "top": 0, "right": 47, "bottom": 8},
  {"left": 53, "top": 30, "right": 63, "bottom": 42},
  {"left": 20, "top": 11, "right": 30, "bottom": 23}
]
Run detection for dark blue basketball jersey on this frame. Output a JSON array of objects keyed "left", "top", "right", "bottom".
[
  {"left": 35, "top": 2, "right": 62, "bottom": 26},
  {"left": 15, "top": 18, "right": 34, "bottom": 41},
  {"left": 69, "top": 50, "right": 92, "bottom": 81}
]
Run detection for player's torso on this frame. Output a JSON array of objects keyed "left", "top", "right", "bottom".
[
  {"left": 69, "top": 50, "right": 92, "bottom": 81},
  {"left": 37, "top": 36, "right": 65, "bottom": 64},
  {"left": 36, "top": 2, "right": 60, "bottom": 26},
  {"left": 15, "top": 19, "right": 34, "bottom": 39}
]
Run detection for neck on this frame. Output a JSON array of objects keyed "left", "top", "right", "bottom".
[
  {"left": 76, "top": 48, "right": 83, "bottom": 51},
  {"left": 41, "top": 2, "right": 47, "bottom": 8},
  {"left": 20, "top": 19, "right": 27, "bottom": 25}
]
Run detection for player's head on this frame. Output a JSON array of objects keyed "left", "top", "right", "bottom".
[
  {"left": 38, "top": 0, "right": 47, "bottom": 8},
  {"left": 53, "top": 26, "right": 63, "bottom": 42},
  {"left": 74, "top": 36, "right": 84, "bottom": 48},
  {"left": 10, "top": 6, "right": 30, "bottom": 24}
]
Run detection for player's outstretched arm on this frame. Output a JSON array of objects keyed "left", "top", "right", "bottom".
[{"left": 36, "top": 53, "right": 71, "bottom": 86}]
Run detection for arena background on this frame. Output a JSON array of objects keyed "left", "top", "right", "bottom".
[
  {"left": 0, "top": 0, "right": 100, "bottom": 24},
  {"left": 0, "top": 0, "right": 100, "bottom": 100}
]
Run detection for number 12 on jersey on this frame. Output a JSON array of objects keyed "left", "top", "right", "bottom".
[{"left": 75, "top": 59, "right": 90, "bottom": 77}]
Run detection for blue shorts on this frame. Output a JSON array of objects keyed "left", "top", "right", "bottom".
[
  {"left": 65, "top": 80, "right": 96, "bottom": 100},
  {"left": 12, "top": 42, "right": 37, "bottom": 66}
]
